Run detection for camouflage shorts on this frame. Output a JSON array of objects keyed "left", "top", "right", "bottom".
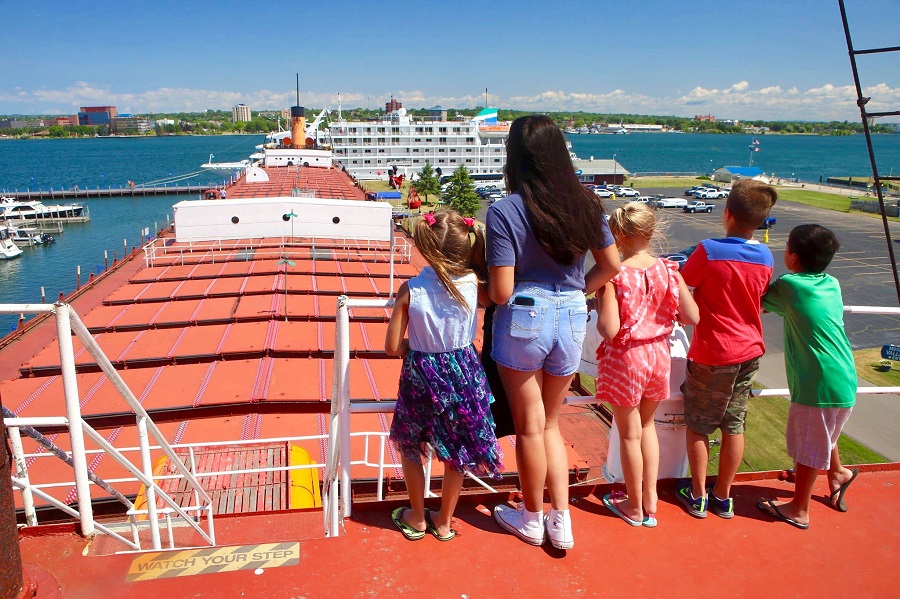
[{"left": 681, "top": 357, "right": 760, "bottom": 435}]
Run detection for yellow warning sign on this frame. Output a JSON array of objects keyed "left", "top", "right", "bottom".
[{"left": 127, "top": 542, "right": 299, "bottom": 582}]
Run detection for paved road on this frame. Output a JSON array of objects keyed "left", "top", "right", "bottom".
[{"left": 480, "top": 191, "right": 900, "bottom": 459}]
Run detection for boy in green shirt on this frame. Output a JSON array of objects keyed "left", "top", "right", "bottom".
[{"left": 757, "top": 224, "right": 859, "bottom": 529}]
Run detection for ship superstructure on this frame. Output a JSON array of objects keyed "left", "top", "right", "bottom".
[{"left": 328, "top": 99, "right": 509, "bottom": 180}]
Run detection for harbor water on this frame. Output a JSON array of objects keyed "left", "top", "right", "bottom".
[{"left": 0, "top": 132, "right": 898, "bottom": 331}]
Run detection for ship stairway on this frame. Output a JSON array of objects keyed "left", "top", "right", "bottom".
[{"left": 839, "top": 0, "right": 900, "bottom": 303}]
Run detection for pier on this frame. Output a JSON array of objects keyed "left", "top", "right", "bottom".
[{"left": 0, "top": 184, "right": 217, "bottom": 201}]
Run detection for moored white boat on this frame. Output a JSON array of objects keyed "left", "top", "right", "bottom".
[
  {"left": 4, "top": 223, "right": 54, "bottom": 246},
  {"left": 0, "top": 227, "right": 23, "bottom": 259},
  {"left": 0, "top": 197, "right": 88, "bottom": 222}
]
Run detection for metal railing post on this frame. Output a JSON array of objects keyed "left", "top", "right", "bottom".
[
  {"left": 7, "top": 426, "right": 36, "bottom": 526},
  {"left": 337, "top": 296, "right": 352, "bottom": 519},
  {"left": 136, "top": 414, "right": 162, "bottom": 549},
  {"left": 55, "top": 303, "right": 94, "bottom": 537}
]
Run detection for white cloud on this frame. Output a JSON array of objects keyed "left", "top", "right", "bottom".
[{"left": 2, "top": 81, "right": 899, "bottom": 121}]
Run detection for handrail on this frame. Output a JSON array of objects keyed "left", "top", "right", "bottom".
[
  {"left": 144, "top": 235, "right": 412, "bottom": 269},
  {"left": 1, "top": 302, "right": 215, "bottom": 552}
]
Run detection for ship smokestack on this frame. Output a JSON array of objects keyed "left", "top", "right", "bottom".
[{"left": 291, "top": 105, "right": 306, "bottom": 149}]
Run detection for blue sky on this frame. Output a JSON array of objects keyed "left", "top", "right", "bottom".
[{"left": 2, "top": 0, "right": 898, "bottom": 121}]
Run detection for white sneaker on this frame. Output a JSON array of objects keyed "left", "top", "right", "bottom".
[
  {"left": 544, "top": 508, "right": 574, "bottom": 549},
  {"left": 493, "top": 504, "right": 545, "bottom": 546}
]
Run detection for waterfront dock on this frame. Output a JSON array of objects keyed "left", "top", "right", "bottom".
[{"left": 0, "top": 184, "right": 216, "bottom": 201}]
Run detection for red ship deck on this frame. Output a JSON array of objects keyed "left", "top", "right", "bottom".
[{"left": 17, "top": 465, "right": 900, "bottom": 597}]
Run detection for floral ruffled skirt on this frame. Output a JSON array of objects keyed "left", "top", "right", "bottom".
[{"left": 389, "top": 345, "right": 504, "bottom": 478}]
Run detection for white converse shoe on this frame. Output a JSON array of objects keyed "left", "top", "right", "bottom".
[
  {"left": 493, "top": 504, "right": 545, "bottom": 546},
  {"left": 544, "top": 508, "right": 574, "bottom": 550}
]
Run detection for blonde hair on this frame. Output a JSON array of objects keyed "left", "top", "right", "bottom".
[
  {"left": 608, "top": 202, "right": 659, "bottom": 251},
  {"left": 412, "top": 209, "right": 485, "bottom": 310}
]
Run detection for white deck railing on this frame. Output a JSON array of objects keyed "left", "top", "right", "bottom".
[
  {"left": 142, "top": 235, "right": 413, "bottom": 269},
  {"left": 1, "top": 303, "right": 215, "bottom": 552},
  {"left": 7, "top": 301, "right": 900, "bottom": 546}
]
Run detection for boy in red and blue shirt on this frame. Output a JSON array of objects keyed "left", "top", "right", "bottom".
[{"left": 677, "top": 179, "right": 777, "bottom": 519}]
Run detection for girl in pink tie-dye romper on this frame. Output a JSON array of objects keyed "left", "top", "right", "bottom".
[{"left": 594, "top": 203, "right": 699, "bottom": 527}]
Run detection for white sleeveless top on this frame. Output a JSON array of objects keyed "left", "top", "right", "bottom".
[{"left": 406, "top": 266, "right": 478, "bottom": 353}]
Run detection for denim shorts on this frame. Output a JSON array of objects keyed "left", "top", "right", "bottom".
[{"left": 491, "top": 283, "right": 588, "bottom": 377}]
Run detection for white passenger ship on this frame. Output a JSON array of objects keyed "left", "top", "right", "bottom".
[{"left": 327, "top": 100, "right": 509, "bottom": 181}]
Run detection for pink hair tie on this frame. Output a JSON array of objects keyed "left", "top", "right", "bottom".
[
  {"left": 423, "top": 213, "right": 437, "bottom": 227},
  {"left": 463, "top": 217, "right": 475, "bottom": 228}
]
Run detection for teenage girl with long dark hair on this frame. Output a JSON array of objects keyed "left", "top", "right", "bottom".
[{"left": 488, "top": 115, "right": 620, "bottom": 549}]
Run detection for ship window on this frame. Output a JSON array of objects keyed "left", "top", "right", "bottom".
[
  {"left": 439, "top": 149, "right": 446, "bottom": 153},
  {"left": 414, "top": 138, "right": 422, "bottom": 142},
  {"left": 466, "top": 148, "right": 472, "bottom": 153},
  {"left": 364, "top": 160, "right": 371, "bottom": 164},
  {"left": 466, "top": 159, "right": 473, "bottom": 163},
  {"left": 377, "top": 127, "right": 385, "bottom": 133},
  {"left": 414, "top": 159, "right": 420, "bottom": 163},
  {"left": 495, "top": 159, "right": 501, "bottom": 163},
  {"left": 365, "top": 149, "right": 371, "bottom": 154},
  {"left": 379, "top": 149, "right": 385, "bottom": 153},
  {"left": 426, "top": 138, "right": 432, "bottom": 143},
  {"left": 439, "top": 127, "right": 447, "bottom": 133},
  {"left": 427, "top": 128, "right": 434, "bottom": 134},
  {"left": 466, "top": 137, "right": 474, "bottom": 143},
  {"left": 453, "top": 128, "right": 461, "bottom": 133},
  {"left": 392, "top": 138, "right": 400, "bottom": 143},
  {"left": 391, "top": 127, "right": 399, "bottom": 134},
  {"left": 413, "top": 149, "right": 420, "bottom": 153},
  {"left": 439, "top": 137, "right": 447, "bottom": 143}
]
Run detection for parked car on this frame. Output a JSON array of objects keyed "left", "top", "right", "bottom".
[
  {"left": 695, "top": 189, "right": 728, "bottom": 199},
  {"left": 594, "top": 188, "right": 614, "bottom": 198},
  {"left": 685, "top": 186, "right": 705, "bottom": 196},
  {"left": 757, "top": 216, "right": 777, "bottom": 229},
  {"left": 654, "top": 197, "right": 689, "bottom": 208},
  {"left": 632, "top": 196, "right": 655, "bottom": 204},
  {"left": 616, "top": 187, "right": 640, "bottom": 197},
  {"left": 684, "top": 201, "right": 715, "bottom": 213}
]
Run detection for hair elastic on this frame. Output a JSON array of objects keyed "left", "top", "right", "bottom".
[
  {"left": 463, "top": 217, "right": 475, "bottom": 228},
  {"left": 423, "top": 213, "right": 437, "bottom": 227}
]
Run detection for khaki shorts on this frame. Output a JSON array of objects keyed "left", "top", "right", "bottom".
[{"left": 681, "top": 357, "right": 760, "bottom": 435}]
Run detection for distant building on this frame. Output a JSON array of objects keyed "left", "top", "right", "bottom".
[
  {"left": 232, "top": 104, "right": 252, "bottom": 123},
  {"left": 111, "top": 115, "right": 151, "bottom": 135},
  {"left": 712, "top": 166, "right": 766, "bottom": 183},
  {"left": 79, "top": 105, "right": 117, "bottom": 126},
  {"left": 385, "top": 97, "right": 402, "bottom": 113},
  {"left": 280, "top": 108, "right": 291, "bottom": 121},
  {"left": 155, "top": 118, "right": 175, "bottom": 126},
  {"left": 572, "top": 157, "right": 629, "bottom": 186},
  {"left": 428, "top": 105, "right": 447, "bottom": 121},
  {"left": 0, "top": 119, "right": 28, "bottom": 129},
  {"left": 53, "top": 116, "right": 79, "bottom": 126},
  {"left": 694, "top": 114, "right": 716, "bottom": 122}
]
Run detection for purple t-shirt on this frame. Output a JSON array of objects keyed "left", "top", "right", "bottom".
[{"left": 486, "top": 193, "right": 614, "bottom": 290}]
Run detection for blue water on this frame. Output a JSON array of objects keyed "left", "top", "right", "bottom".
[
  {"left": 567, "top": 132, "right": 900, "bottom": 183},
  {"left": 0, "top": 135, "right": 264, "bottom": 331},
  {"left": 0, "top": 133, "right": 897, "bottom": 332}
]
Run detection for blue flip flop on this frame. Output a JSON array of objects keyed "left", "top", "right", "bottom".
[
  {"left": 391, "top": 506, "right": 426, "bottom": 540},
  {"left": 602, "top": 492, "right": 643, "bottom": 527}
]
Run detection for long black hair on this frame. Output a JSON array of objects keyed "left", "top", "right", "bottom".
[{"left": 504, "top": 115, "right": 606, "bottom": 264}]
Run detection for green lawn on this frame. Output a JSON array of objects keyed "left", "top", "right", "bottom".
[
  {"left": 774, "top": 188, "right": 852, "bottom": 212},
  {"left": 853, "top": 347, "right": 900, "bottom": 386}
]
